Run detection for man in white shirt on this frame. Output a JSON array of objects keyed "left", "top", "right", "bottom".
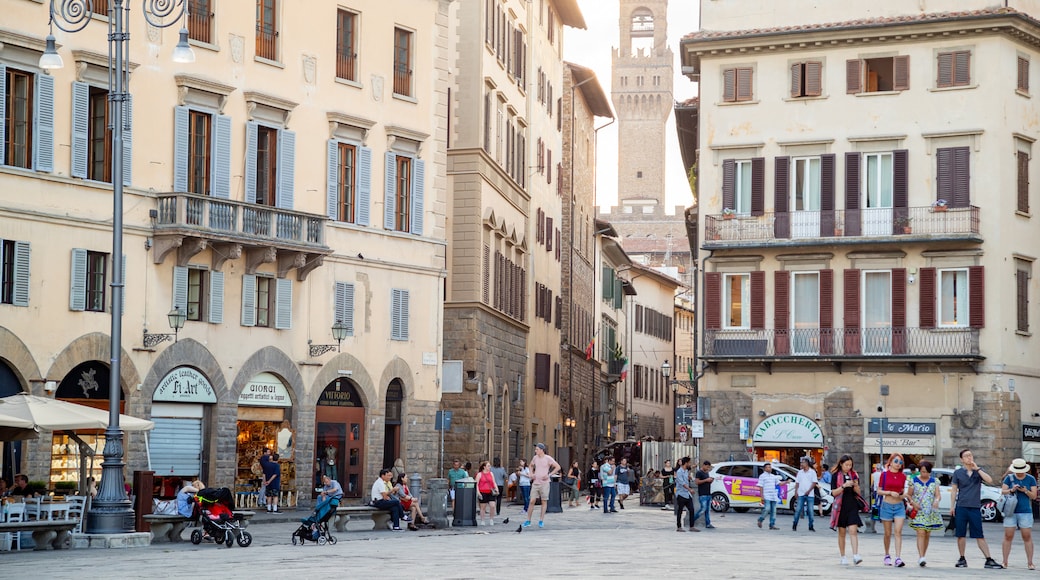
[
  {"left": 370, "top": 468, "right": 405, "bottom": 531},
  {"left": 792, "top": 457, "right": 819, "bottom": 532},
  {"left": 756, "top": 462, "right": 782, "bottom": 530}
]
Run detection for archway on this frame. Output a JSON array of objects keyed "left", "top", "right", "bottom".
[
  {"left": 0, "top": 360, "right": 25, "bottom": 483},
  {"left": 315, "top": 378, "right": 366, "bottom": 499},
  {"left": 382, "top": 380, "right": 403, "bottom": 470}
]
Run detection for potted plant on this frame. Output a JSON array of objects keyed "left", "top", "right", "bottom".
[
  {"left": 894, "top": 216, "right": 913, "bottom": 234},
  {"left": 722, "top": 207, "right": 736, "bottom": 220},
  {"left": 931, "top": 199, "right": 948, "bottom": 212}
]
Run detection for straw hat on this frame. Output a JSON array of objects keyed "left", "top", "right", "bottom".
[{"left": 1010, "top": 458, "right": 1030, "bottom": 474}]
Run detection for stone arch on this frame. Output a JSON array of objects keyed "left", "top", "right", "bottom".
[
  {"left": 46, "top": 332, "right": 141, "bottom": 400},
  {"left": 230, "top": 346, "right": 305, "bottom": 407},
  {"left": 0, "top": 326, "right": 42, "bottom": 393},
  {"left": 376, "top": 356, "right": 415, "bottom": 404},
  {"left": 139, "top": 338, "right": 228, "bottom": 404},
  {"left": 310, "top": 352, "right": 377, "bottom": 409}
]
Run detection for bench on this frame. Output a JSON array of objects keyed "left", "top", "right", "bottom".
[
  {"left": 144, "top": 511, "right": 256, "bottom": 543},
  {"left": 0, "top": 520, "right": 78, "bottom": 550},
  {"left": 332, "top": 505, "right": 393, "bottom": 532}
]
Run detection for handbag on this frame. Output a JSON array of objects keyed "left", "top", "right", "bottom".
[
  {"left": 152, "top": 498, "right": 177, "bottom": 515},
  {"left": 562, "top": 476, "right": 576, "bottom": 487},
  {"left": 904, "top": 499, "right": 918, "bottom": 520},
  {"left": 1002, "top": 476, "right": 1019, "bottom": 518}
]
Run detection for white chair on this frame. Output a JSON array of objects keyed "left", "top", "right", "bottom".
[
  {"left": 66, "top": 496, "right": 86, "bottom": 533},
  {"left": 24, "top": 497, "right": 41, "bottom": 520},
  {"left": 5, "top": 503, "right": 26, "bottom": 550}
]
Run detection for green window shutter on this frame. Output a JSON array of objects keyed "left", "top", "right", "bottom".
[
  {"left": 276, "top": 129, "right": 295, "bottom": 209},
  {"left": 357, "top": 146, "right": 372, "bottom": 226},
  {"left": 384, "top": 152, "right": 397, "bottom": 229},
  {"left": 334, "top": 281, "right": 355, "bottom": 336},
  {"left": 411, "top": 158, "right": 425, "bottom": 235},
  {"left": 327, "top": 140, "right": 339, "bottom": 220},
  {"left": 172, "top": 266, "right": 188, "bottom": 311},
  {"left": 244, "top": 122, "right": 258, "bottom": 204},
  {"left": 212, "top": 114, "right": 231, "bottom": 198}
]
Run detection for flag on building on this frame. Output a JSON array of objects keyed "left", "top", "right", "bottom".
[
  {"left": 585, "top": 335, "right": 596, "bottom": 360},
  {"left": 619, "top": 356, "right": 629, "bottom": 381},
  {"left": 688, "top": 360, "right": 695, "bottom": 382}
]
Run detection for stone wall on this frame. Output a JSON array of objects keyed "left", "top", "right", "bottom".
[
  {"left": 949, "top": 391, "right": 1021, "bottom": 472},
  {"left": 700, "top": 390, "right": 752, "bottom": 463},
  {"left": 823, "top": 389, "right": 861, "bottom": 470}
]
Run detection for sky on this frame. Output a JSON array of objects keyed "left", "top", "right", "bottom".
[{"left": 563, "top": 0, "right": 701, "bottom": 214}]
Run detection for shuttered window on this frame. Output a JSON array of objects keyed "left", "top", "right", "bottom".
[
  {"left": 1018, "top": 150, "right": 1030, "bottom": 214},
  {"left": 391, "top": 288, "right": 409, "bottom": 340},
  {"left": 843, "top": 269, "right": 861, "bottom": 355},
  {"left": 0, "top": 239, "right": 30, "bottom": 307},
  {"left": 245, "top": 122, "right": 294, "bottom": 208},
  {"left": 968, "top": 266, "right": 985, "bottom": 328},
  {"left": 327, "top": 140, "right": 371, "bottom": 225},
  {"left": 774, "top": 156, "right": 791, "bottom": 238},
  {"left": 705, "top": 272, "right": 721, "bottom": 330},
  {"left": 723, "top": 273, "right": 750, "bottom": 329},
  {"left": 1017, "top": 263, "right": 1030, "bottom": 333},
  {"left": 383, "top": 152, "right": 424, "bottom": 235},
  {"left": 774, "top": 270, "right": 790, "bottom": 355},
  {"left": 172, "top": 106, "right": 229, "bottom": 196},
  {"left": 919, "top": 267, "right": 937, "bottom": 329},
  {"left": 1, "top": 66, "right": 54, "bottom": 172},
  {"left": 534, "top": 353, "right": 550, "bottom": 391},
  {"left": 790, "top": 61, "right": 822, "bottom": 98},
  {"left": 69, "top": 249, "right": 108, "bottom": 313},
  {"left": 936, "top": 146, "right": 970, "bottom": 208},
  {"left": 173, "top": 266, "right": 222, "bottom": 324},
  {"left": 845, "top": 56, "right": 909, "bottom": 93},
  {"left": 334, "top": 281, "right": 355, "bottom": 336},
  {"left": 1019, "top": 56, "right": 1030, "bottom": 93},
  {"left": 937, "top": 50, "right": 971, "bottom": 88},
  {"left": 482, "top": 244, "right": 490, "bottom": 304},
  {"left": 722, "top": 67, "right": 753, "bottom": 102}
]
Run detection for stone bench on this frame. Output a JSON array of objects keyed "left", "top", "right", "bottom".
[
  {"left": 144, "top": 511, "right": 255, "bottom": 543},
  {"left": 0, "top": 520, "right": 79, "bottom": 551},
  {"left": 332, "top": 505, "right": 393, "bottom": 532}
]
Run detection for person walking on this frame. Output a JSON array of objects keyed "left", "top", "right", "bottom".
[
  {"left": 876, "top": 452, "right": 909, "bottom": 567},
  {"left": 615, "top": 458, "right": 633, "bottom": 509},
  {"left": 693, "top": 460, "right": 715, "bottom": 529},
  {"left": 476, "top": 461, "right": 499, "bottom": 526},
  {"left": 565, "top": 461, "right": 582, "bottom": 507},
  {"left": 661, "top": 459, "right": 675, "bottom": 511},
  {"left": 1001, "top": 458, "right": 1037, "bottom": 570},
  {"left": 830, "top": 454, "right": 864, "bottom": 566},
  {"left": 756, "top": 462, "right": 781, "bottom": 530},
  {"left": 490, "top": 457, "right": 507, "bottom": 517},
  {"left": 517, "top": 459, "right": 532, "bottom": 515},
  {"left": 951, "top": 448, "right": 1003, "bottom": 569},
  {"left": 673, "top": 457, "right": 699, "bottom": 532},
  {"left": 908, "top": 461, "right": 943, "bottom": 567},
  {"left": 522, "top": 443, "right": 561, "bottom": 529},
  {"left": 587, "top": 460, "right": 601, "bottom": 509},
  {"left": 600, "top": 457, "right": 618, "bottom": 513},
  {"left": 792, "top": 457, "right": 818, "bottom": 532}
]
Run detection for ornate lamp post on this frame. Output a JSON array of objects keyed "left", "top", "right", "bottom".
[{"left": 41, "top": 0, "right": 194, "bottom": 534}]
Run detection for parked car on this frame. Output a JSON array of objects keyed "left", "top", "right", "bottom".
[
  {"left": 924, "top": 468, "right": 1005, "bottom": 523},
  {"left": 708, "top": 461, "right": 833, "bottom": 515}
]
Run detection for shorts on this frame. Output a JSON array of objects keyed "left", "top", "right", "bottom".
[
  {"left": 954, "top": 508, "right": 984, "bottom": 539},
  {"left": 449, "top": 488, "right": 456, "bottom": 500},
  {"left": 878, "top": 500, "right": 906, "bottom": 521},
  {"left": 478, "top": 491, "right": 495, "bottom": 504},
  {"left": 530, "top": 482, "right": 550, "bottom": 502},
  {"left": 265, "top": 486, "right": 280, "bottom": 498},
  {"left": 617, "top": 483, "right": 630, "bottom": 495},
  {"left": 1004, "top": 512, "right": 1034, "bottom": 529}
]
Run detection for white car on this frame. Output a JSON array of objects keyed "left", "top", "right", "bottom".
[
  {"left": 928, "top": 468, "right": 1006, "bottom": 523},
  {"left": 708, "top": 461, "right": 833, "bottom": 515}
]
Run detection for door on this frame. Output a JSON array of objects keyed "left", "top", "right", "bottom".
[
  {"left": 315, "top": 380, "right": 366, "bottom": 499},
  {"left": 861, "top": 153, "right": 893, "bottom": 236},
  {"left": 791, "top": 157, "right": 821, "bottom": 238},
  {"left": 862, "top": 270, "right": 892, "bottom": 355}
]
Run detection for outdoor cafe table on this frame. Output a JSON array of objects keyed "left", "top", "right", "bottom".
[{"left": 25, "top": 500, "right": 70, "bottom": 521}]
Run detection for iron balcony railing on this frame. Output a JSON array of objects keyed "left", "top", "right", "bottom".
[
  {"left": 155, "top": 192, "right": 326, "bottom": 248},
  {"left": 703, "top": 327, "right": 980, "bottom": 358},
  {"left": 705, "top": 205, "right": 980, "bottom": 244}
]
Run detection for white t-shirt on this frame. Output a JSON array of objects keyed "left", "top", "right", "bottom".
[
  {"left": 795, "top": 468, "right": 818, "bottom": 496},
  {"left": 371, "top": 478, "right": 391, "bottom": 502},
  {"left": 758, "top": 471, "right": 782, "bottom": 502}
]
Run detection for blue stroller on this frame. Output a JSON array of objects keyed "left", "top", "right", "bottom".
[{"left": 292, "top": 495, "right": 339, "bottom": 545}]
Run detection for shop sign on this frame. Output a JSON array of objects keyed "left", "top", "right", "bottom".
[
  {"left": 863, "top": 437, "right": 935, "bottom": 454},
  {"left": 154, "top": 367, "right": 216, "bottom": 403},
  {"left": 868, "top": 419, "right": 936, "bottom": 435},
  {"left": 752, "top": 413, "right": 823, "bottom": 445},
  {"left": 1024, "top": 424, "right": 1040, "bottom": 442},
  {"left": 238, "top": 372, "right": 292, "bottom": 407},
  {"left": 317, "top": 386, "right": 362, "bottom": 407}
]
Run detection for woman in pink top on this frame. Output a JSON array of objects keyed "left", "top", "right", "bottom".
[
  {"left": 876, "top": 452, "right": 910, "bottom": 567},
  {"left": 476, "top": 461, "right": 499, "bottom": 526}
]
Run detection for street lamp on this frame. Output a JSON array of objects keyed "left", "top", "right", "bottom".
[
  {"left": 42, "top": 0, "right": 194, "bottom": 534},
  {"left": 308, "top": 320, "right": 350, "bottom": 356},
  {"left": 142, "top": 306, "right": 187, "bottom": 347}
]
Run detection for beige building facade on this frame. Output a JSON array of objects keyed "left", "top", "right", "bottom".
[{"left": 0, "top": 0, "right": 449, "bottom": 503}]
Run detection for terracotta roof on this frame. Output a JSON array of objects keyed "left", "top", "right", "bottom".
[
  {"left": 676, "top": 97, "right": 699, "bottom": 108},
  {"left": 681, "top": 7, "right": 1038, "bottom": 43}
]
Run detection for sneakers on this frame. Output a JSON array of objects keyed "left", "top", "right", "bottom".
[
  {"left": 489, "top": 519, "right": 494, "bottom": 526},
  {"left": 705, "top": 525, "right": 716, "bottom": 529},
  {"left": 688, "top": 526, "right": 701, "bottom": 532},
  {"left": 769, "top": 526, "right": 779, "bottom": 530},
  {"left": 884, "top": 555, "right": 892, "bottom": 566},
  {"left": 792, "top": 524, "right": 797, "bottom": 531},
  {"left": 391, "top": 526, "right": 403, "bottom": 531},
  {"left": 840, "top": 557, "right": 849, "bottom": 566},
  {"left": 538, "top": 521, "right": 544, "bottom": 528},
  {"left": 852, "top": 555, "right": 863, "bottom": 566},
  {"left": 808, "top": 526, "right": 815, "bottom": 532},
  {"left": 894, "top": 558, "right": 905, "bottom": 567},
  {"left": 676, "top": 527, "right": 686, "bottom": 532},
  {"left": 757, "top": 520, "right": 763, "bottom": 528},
  {"left": 918, "top": 557, "right": 926, "bottom": 567},
  {"left": 984, "top": 558, "right": 1004, "bottom": 569},
  {"left": 522, "top": 521, "right": 531, "bottom": 528},
  {"left": 956, "top": 557, "right": 967, "bottom": 568}
]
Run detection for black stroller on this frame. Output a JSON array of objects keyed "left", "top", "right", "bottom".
[
  {"left": 292, "top": 495, "right": 339, "bottom": 545},
  {"left": 190, "top": 487, "right": 253, "bottom": 548}
]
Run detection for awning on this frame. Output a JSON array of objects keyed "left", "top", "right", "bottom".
[
  {"left": 863, "top": 436, "right": 935, "bottom": 455},
  {"left": 1023, "top": 442, "right": 1040, "bottom": 463}
]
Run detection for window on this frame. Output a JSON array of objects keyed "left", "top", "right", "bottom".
[
  {"left": 791, "top": 272, "right": 820, "bottom": 354},
  {"left": 722, "top": 158, "right": 763, "bottom": 216},
  {"left": 1018, "top": 150, "right": 1030, "bottom": 214},
  {"left": 790, "top": 61, "right": 822, "bottom": 98},
  {"left": 187, "top": 110, "right": 211, "bottom": 194},
  {"left": 862, "top": 270, "right": 892, "bottom": 355},
  {"left": 846, "top": 56, "right": 909, "bottom": 93},
  {"left": 245, "top": 121, "right": 294, "bottom": 210},
  {"left": 938, "top": 268, "right": 968, "bottom": 327},
  {"left": 83, "top": 87, "right": 111, "bottom": 182},
  {"left": 937, "top": 50, "right": 971, "bottom": 88},
  {"left": 391, "top": 288, "right": 409, "bottom": 341},
  {"left": 173, "top": 265, "right": 223, "bottom": 324},
  {"left": 724, "top": 273, "right": 749, "bottom": 329},
  {"left": 72, "top": 81, "right": 128, "bottom": 184},
  {"left": 864, "top": 152, "right": 893, "bottom": 208},
  {"left": 188, "top": 0, "right": 213, "bottom": 44},
  {"left": 395, "top": 155, "right": 411, "bottom": 231},
  {"left": 255, "top": 125, "right": 277, "bottom": 206},
  {"left": 722, "top": 67, "right": 753, "bottom": 102},
  {"left": 1017, "top": 260, "right": 1031, "bottom": 333},
  {"left": 792, "top": 157, "right": 821, "bottom": 211},
  {"left": 534, "top": 353, "right": 550, "bottom": 391},
  {"left": 186, "top": 268, "right": 206, "bottom": 322},
  {"left": 1019, "top": 56, "right": 1030, "bottom": 93},
  {"left": 936, "top": 146, "right": 970, "bottom": 208},
  {"left": 256, "top": 0, "right": 278, "bottom": 61},
  {"left": 336, "top": 9, "right": 357, "bottom": 81},
  {"left": 173, "top": 107, "right": 231, "bottom": 198},
  {"left": 393, "top": 28, "right": 413, "bottom": 97},
  {"left": 383, "top": 152, "right": 424, "bottom": 235},
  {"left": 85, "top": 251, "right": 107, "bottom": 312},
  {"left": 241, "top": 275, "right": 291, "bottom": 329},
  {"left": 337, "top": 142, "right": 356, "bottom": 222},
  {"left": 4, "top": 68, "right": 33, "bottom": 169},
  {"left": 0, "top": 239, "right": 30, "bottom": 307}
]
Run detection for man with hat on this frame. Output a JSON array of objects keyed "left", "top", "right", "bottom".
[
  {"left": 1000, "top": 458, "right": 1037, "bottom": 569},
  {"left": 522, "top": 443, "right": 561, "bottom": 529}
]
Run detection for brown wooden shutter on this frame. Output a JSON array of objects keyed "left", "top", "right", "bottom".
[
  {"left": 774, "top": 270, "right": 790, "bottom": 355},
  {"left": 751, "top": 157, "right": 765, "bottom": 216},
  {"left": 844, "top": 269, "right": 861, "bottom": 355},
  {"left": 820, "top": 269, "right": 834, "bottom": 354},
  {"left": 969, "top": 265, "right": 985, "bottom": 328},
  {"left": 954, "top": 51, "right": 971, "bottom": 86},
  {"left": 937, "top": 52, "right": 953, "bottom": 87},
  {"left": 1018, "top": 269, "right": 1030, "bottom": 332},
  {"left": 892, "top": 268, "right": 907, "bottom": 355},
  {"left": 722, "top": 159, "right": 736, "bottom": 211},
  {"left": 736, "top": 68, "right": 753, "bottom": 101},
  {"left": 750, "top": 271, "right": 765, "bottom": 329},
  {"left": 820, "top": 153, "right": 836, "bottom": 236},
  {"left": 893, "top": 149, "right": 909, "bottom": 234},
  {"left": 705, "top": 272, "right": 721, "bottom": 330},
  {"left": 774, "top": 156, "right": 791, "bottom": 238},
  {"left": 1019, "top": 151, "right": 1030, "bottom": 213},
  {"left": 845, "top": 152, "right": 862, "bottom": 236},
  {"left": 482, "top": 244, "right": 490, "bottom": 303},
  {"left": 806, "top": 61, "right": 822, "bottom": 96},
  {"left": 535, "top": 353, "right": 550, "bottom": 390},
  {"left": 893, "top": 55, "right": 910, "bottom": 90},
  {"left": 723, "top": 68, "right": 736, "bottom": 102},
  {"left": 846, "top": 59, "right": 863, "bottom": 94},
  {"left": 952, "top": 146, "right": 970, "bottom": 208},
  {"left": 1019, "top": 56, "right": 1030, "bottom": 92},
  {"left": 790, "top": 63, "right": 802, "bottom": 98},
  {"left": 919, "top": 267, "right": 937, "bottom": 329}
]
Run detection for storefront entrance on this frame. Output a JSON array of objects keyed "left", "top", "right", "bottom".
[
  {"left": 315, "top": 379, "right": 365, "bottom": 499},
  {"left": 752, "top": 413, "right": 824, "bottom": 470},
  {"left": 236, "top": 372, "right": 296, "bottom": 507},
  {"left": 149, "top": 366, "right": 215, "bottom": 498},
  {"left": 53, "top": 361, "right": 125, "bottom": 494},
  {"left": 0, "top": 361, "right": 23, "bottom": 483}
]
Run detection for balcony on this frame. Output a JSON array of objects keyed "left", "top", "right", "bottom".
[
  {"left": 152, "top": 193, "right": 331, "bottom": 280},
  {"left": 704, "top": 205, "right": 980, "bottom": 248},
  {"left": 703, "top": 327, "right": 982, "bottom": 369}
]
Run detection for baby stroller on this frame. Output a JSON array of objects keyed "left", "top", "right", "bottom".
[
  {"left": 190, "top": 487, "right": 253, "bottom": 548},
  {"left": 292, "top": 495, "right": 339, "bottom": 545}
]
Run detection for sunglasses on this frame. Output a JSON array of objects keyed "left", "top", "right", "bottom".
[{"left": 892, "top": 459, "right": 903, "bottom": 465}]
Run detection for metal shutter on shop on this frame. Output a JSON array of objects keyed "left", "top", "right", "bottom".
[{"left": 149, "top": 417, "right": 202, "bottom": 477}]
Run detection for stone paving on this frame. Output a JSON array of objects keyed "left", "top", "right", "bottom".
[{"left": 2, "top": 500, "right": 1037, "bottom": 578}]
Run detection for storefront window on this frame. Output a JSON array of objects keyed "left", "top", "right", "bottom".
[{"left": 316, "top": 379, "right": 366, "bottom": 499}]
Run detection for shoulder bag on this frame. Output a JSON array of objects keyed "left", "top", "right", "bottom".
[{"left": 1002, "top": 476, "right": 1019, "bottom": 518}]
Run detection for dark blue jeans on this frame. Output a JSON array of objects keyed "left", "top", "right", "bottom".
[
  {"left": 792, "top": 494, "right": 814, "bottom": 528},
  {"left": 371, "top": 499, "right": 404, "bottom": 527},
  {"left": 602, "top": 486, "right": 617, "bottom": 512},
  {"left": 520, "top": 485, "right": 531, "bottom": 512},
  {"left": 694, "top": 494, "right": 712, "bottom": 527}
]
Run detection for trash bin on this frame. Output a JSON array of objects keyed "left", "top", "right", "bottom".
[
  {"left": 546, "top": 478, "right": 563, "bottom": 513},
  {"left": 453, "top": 478, "right": 477, "bottom": 526},
  {"left": 427, "top": 478, "right": 449, "bottom": 529}
]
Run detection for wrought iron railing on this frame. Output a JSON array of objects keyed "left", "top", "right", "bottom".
[
  {"left": 393, "top": 66, "right": 412, "bottom": 96},
  {"left": 188, "top": 0, "right": 213, "bottom": 44},
  {"left": 703, "top": 327, "right": 980, "bottom": 358},
  {"left": 155, "top": 193, "right": 326, "bottom": 247},
  {"left": 705, "top": 205, "right": 980, "bottom": 243},
  {"left": 256, "top": 27, "right": 277, "bottom": 60},
  {"left": 337, "top": 51, "right": 356, "bottom": 81}
]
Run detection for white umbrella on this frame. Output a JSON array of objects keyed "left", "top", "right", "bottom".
[
  {"left": 0, "top": 393, "right": 154, "bottom": 432},
  {"left": 0, "top": 409, "right": 38, "bottom": 441}
]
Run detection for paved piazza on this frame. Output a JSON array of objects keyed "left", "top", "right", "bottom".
[{"left": 3, "top": 502, "right": 1037, "bottom": 578}]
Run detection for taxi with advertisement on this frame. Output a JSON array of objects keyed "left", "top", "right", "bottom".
[{"left": 708, "top": 460, "right": 829, "bottom": 514}]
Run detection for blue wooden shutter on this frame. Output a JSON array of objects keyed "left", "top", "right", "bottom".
[
  {"left": 212, "top": 114, "right": 231, "bottom": 198},
  {"left": 241, "top": 274, "right": 256, "bottom": 326},
  {"left": 244, "top": 122, "right": 259, "bottom": 203},
  {"left": 0, "top": 65, "right": 6, "bottom": 163},
  {"left": 71, "top": 82, "right": 90, "bottom": 179},
  {"left": 277, "top": 129, "right": 295, "bottom": 209},
  {"left": 122, "top": 95, "right": 132, "bottom": 186},
  {"left": 172, "top": 266, "right": 188, "bottom": 311},
  {"left": 35, "top": 73, "right": 55, "bottom": 173},
  {"left": 173, "top": 106, "right": 190, "bottom": 191},
  {"left": 384, "top": 152, "right": 397, "bottom": 229},
  {"left": 274, "top": 277, "right": 293, "bottom": 329},
  {"left": 334, "top": 281, "right": 355, "bottom": 336},
  {"left": 12, "top": 241, "right": 30, "bottom": 307},
  {"left": 208, "top": 270, "right": 224, "bottom": 324},
  {"left": 411, "top": 158, "right": 425, "bottom": 235},
  {"left": 69, "top": 248, "right": 87, "bottom": 311},
  {"left": 391, "top": 288, "right": 409, "bottom": 340},
  {"left": 326, "top": 140, "right": 339, "bottom": 220},
  {"left": 357, "top": 146, "right": 372, "bottom": 226}
]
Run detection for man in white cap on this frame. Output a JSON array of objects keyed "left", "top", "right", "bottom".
[
  {"left": 1000, "top": 458, "right": 1037, "bottom": 569},
  {"left": 522, "top": 443, "right": 561, "bottom": 529}
]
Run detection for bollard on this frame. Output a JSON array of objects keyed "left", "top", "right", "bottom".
[
  {"left": 409, "top": 472, "right": 423, "bottom": 507},
  {"left": 427, "top": 478, "right": 449, "bottom": 529}
]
